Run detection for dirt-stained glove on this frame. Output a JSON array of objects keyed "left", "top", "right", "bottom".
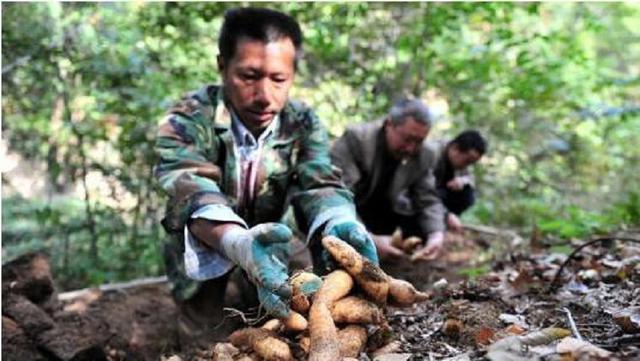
[
  {"left": 323, "top": 219, "right": 379, "bottom": 265},
  {"left": 220, "top": 223, "right": 292, "bottom": 318}
]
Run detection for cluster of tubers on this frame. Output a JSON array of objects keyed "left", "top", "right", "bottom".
[
  {"left": 219, "top": 236, "right": 429, "bottom": 361},
  {"left": 390, "top": 232, "right": 423, "bottom": 256}
]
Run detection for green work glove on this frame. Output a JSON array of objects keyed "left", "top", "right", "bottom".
[
  {"left": 323, "top": 219, "right": 379, "bottom": 265},
  {"left": 220, "top": 223, "right": 292, "bottom": 318}
]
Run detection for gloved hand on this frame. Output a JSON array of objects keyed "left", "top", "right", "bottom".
[
  {"left": 220, "top": 223, "right": 292, "bottom": 318},
  {"left": 323, "top": 219, "right": 379, "bottom": 265}
]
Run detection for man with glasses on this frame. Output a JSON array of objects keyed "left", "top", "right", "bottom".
[{"left": 330, "top": 99, "right": 446, "bottom": 261}]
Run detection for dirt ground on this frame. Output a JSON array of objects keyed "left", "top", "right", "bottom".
[{"left": 3, "top": 229, "right": 639, "bottom": 361}]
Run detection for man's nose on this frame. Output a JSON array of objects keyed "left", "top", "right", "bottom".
[{"left": 253, "top": 80, "right": 271, "bottom": 106}]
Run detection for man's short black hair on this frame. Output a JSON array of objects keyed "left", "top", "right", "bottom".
[
  {"left": 451, "top": 129, "right": 488, "bottom": 155},
  {"left": 219, "top": 7, "right": 303, "bottom": 68}
]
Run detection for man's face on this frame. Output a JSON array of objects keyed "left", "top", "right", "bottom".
[
  {"left": 219, "top": 37, "right": 296, "bottom": 134},
  {"left": 447, "top": 144, "right": 482, "bottom": 169},
  {"left": 384, "top": 117, "right": 430, "bottom": 160}
]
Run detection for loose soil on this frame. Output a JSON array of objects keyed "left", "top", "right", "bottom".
[{"left": 3, "top": 230, "right": 639, "bottom": 360}]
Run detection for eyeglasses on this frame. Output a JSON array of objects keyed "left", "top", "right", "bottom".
[{"left": 394, "top": 128, "right": 425, "bottom": 146}]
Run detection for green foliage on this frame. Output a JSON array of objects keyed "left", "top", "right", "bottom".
[
  {"left": 468, "top": 191, "right": 640, "bottom": 240},
  {"left": 2, "top": 195, "right": 163, "bottom": 290},
  {"left": 457, "top": 264, "right": 492, "bottom": 279},
  {"left": 2, "top": 3, "right": 639, "bottom": 289}
]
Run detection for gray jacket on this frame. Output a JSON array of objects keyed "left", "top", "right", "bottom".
[{"left": 330, "top": 120, "right": 446, "bottom": 236}]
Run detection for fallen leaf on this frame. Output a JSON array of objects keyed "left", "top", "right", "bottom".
[
  {"left": 373, "top": 353, "right": 412, "bottom": 361},
  {"left": 498, "top": 313, "right": 528, "bottom": 329},
  {"left": 519, "top": 327, "right": 572, "bottom": 346},
  {"left": 487, "top": 327, "right": 572, "bottom": 361},
  {"left": 432, "top": 278, "right": 448, "bottom": 290},
  {"left": 556, "top": 337, "right": 611, "bottom": 358},
  {"left": 504, "top": 324, "right": 526, "bottom": 335},
  {"left": 475, "top": 326, "right": 496, "bottom": 346},
  {"left": 565, "top": 279, "right": 589, "bottom": 294},
  {"left": 612, "top": 307, "right": 640, "bottom": 334},
  {"left": 577, "top": 269, "right": 599, "bottom": 284}
]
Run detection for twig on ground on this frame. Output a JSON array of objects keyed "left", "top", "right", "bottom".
[
  {"left": 605, "top": 334, "right": 640, "bottom": 345},
  {"left": 463, "top": 224, "right": 524, "bottom": 246},
  {"left": 562, "top": 307, "right": 583, "bottom": 341},
  {"left": 441, "top": 342, "right": 460, "bottom": 354},
  {"left": 58, "top": 276, "right": 168, "bottom": 301},
  {"left": 547, "top": 236, "right": 640, "bottom": 292}
]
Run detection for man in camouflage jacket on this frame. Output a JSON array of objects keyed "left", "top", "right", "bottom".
[{"left": 154, "top": 8, "right": 376, "bottom": 345}]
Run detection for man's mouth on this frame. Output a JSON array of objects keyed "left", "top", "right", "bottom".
[{"left": 247, "top": 110, "right": 275, "bottom": 122}]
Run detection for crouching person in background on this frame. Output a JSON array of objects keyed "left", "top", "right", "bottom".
[
  {"left": 330, "top": 99, "right": 447, "bottom": 262},
  {"left": 429, "top": 130, "right": 488, "bottom": 233}
]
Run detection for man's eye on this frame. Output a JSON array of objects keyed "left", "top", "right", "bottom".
[
  {"left": 240, "top": 73, "right": 258, "bottom": 81},
  {"left": 272, "top": 76, "right": 287, "bottom": 83}
]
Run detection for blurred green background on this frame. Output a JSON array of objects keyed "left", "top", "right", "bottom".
[{"left": 2, "top": 2, "right": 639, "bottom": 290}]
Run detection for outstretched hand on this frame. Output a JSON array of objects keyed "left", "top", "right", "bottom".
[
  {"left": 324, "top": 220, "right": 379, "bottom": 265},
  {"left": 220, "top": 223, "right": 293, "bottom": 318}
]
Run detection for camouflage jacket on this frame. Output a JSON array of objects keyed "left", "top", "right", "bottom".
[
  {"left": 330, "top": 119, "right": 446, "bottom": 237},
  {"left": 154, "top": 84, "right": 357, "bottom": 300}
]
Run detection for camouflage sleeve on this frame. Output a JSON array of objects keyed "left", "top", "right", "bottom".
[
  {"left": 154, "top": 105, "right": 234, "bottom": 233},
  {"left": 414, "top": 168, "right": 447, "bottom": 235},
  {"left": 290, "top": 110, "right": 358, "bottom": 241}
]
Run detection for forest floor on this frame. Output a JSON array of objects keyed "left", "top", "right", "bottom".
[{"left": 3, "top": 228, "right": 639, "bottom": 361}]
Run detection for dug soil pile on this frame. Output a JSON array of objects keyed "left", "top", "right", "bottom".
[{"left": 3, "top": 229, "right": 639, "bottom": 360}]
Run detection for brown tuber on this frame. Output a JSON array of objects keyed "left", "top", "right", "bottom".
[
  {"left": 291, "top": 293, "right": 311, "bottom": 314},
  {"left": 308, "top": 270, "right": 354, "bottom": 361},
  {"left": 313, "top": 270, "right": 354, "bottom": 305},
  {"left": 402, "top": 236, "right": 422, "bottom": 254},
  {"left": 262, "top": 319, "right": 283, "bottom": 332},
  {"left": 308, "top": 302, "right": 340, "bottom": 361},
  {"left": 387, "top": 277, "right": 429, "bottom": 306},
  {"left": 321, "top": 236, "right": 389, "bottom": 305},
  {"left": 229, "top": 328, "right": 292, "bottom": 361},
  {"left": 282, "top": 311, "right": 308, "bottom": 332},
  {"left": 338, "top": 325, "right": 368, "bottom": 358},
  {"left": 390, "top": 232, "right": 421, "bottom": 254},
  {"left": 331, "top": 296, "right": 383, "bottom": 324},
  {"left": 290, "top": 271, "right": 322, "bottom": 314}
]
